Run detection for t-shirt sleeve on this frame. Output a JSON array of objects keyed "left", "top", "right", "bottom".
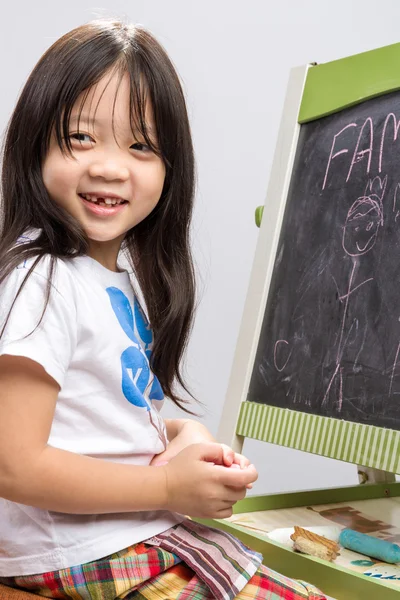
[{"left": 0, "top": 259, "right": 77, "bottom": 388}]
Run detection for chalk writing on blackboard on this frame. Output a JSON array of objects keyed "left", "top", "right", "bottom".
[
  {"left": 322, "top": 176, "right": 386, "bottom": 411},
  {"left": 249, "top": 90, "right": 400, "bottom": 430},
  {"left": 323, "top": 113, "right": 400, "bottom": 190}
]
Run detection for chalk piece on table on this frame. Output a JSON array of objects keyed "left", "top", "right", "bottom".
[
  {"left": 339, "top": 529, "right": 400, "bottom": 564},
  {"left": 291, "top": 526, "right": 340, "bottom": 562},
  {"left": 268, "top": 526, "right": 341, "bottom": 547}
]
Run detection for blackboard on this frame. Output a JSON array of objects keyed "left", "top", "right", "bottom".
[{"left": 248, "top": 89, "right": 400, "bottom": 431}]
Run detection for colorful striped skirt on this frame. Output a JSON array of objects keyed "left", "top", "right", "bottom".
[{"left": 0, "top": 520, "right": 326, "bottom": 599}]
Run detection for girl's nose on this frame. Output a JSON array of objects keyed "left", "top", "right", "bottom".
[{"left": 88, "top": 159, "right": 130, "bottom": 181}]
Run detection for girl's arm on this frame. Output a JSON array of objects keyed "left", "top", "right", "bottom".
[
  {"left": 156, "top": 419, "right": 250, "bottom": 473},
  {"left": 0, "top": 355, "right": 257, "bottom": 517},
  {"left": 164, "top": 418, "right": 215, "bottom": 443},
  {"left": 0, "top": 355, "right": 167, "bottom": 514}
]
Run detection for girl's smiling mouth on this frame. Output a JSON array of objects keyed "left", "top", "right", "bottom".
[
  {"left": 78, "top": 193, "right": 129, "bottom": 216},
  {"left": 78, "top": 192, "right": 128, "bottom": 206}
]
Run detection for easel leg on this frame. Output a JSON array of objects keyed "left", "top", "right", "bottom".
[{"left": 357, "top": 465, "right": 396, "bottom": 484}]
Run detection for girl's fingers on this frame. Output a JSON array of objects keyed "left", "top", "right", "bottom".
[
  {"left": 232, "top": 453, "right": 250, "bottom": 469},
  {"left": 228, "top": 489, "right": 247, "bottom": 502},
  {"left": 218, "top": 463, "right": 258, "bottom": 487},
  {"left": 221, "top": 444, "right": 234, "bottom": 466},
  {"left": 215, "top": 507, "right": 234, "bottom": 519},
  {"left": 220, "top": 444, "right": 251, "bottom": 470}
]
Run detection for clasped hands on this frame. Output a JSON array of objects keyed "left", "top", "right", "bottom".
[{"left": 149, "top": 420, "right": 258, "bottom": 518}]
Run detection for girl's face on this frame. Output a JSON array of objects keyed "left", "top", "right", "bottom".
[{"left": 42, "top": 70, "right": 166, "bottom": 270}]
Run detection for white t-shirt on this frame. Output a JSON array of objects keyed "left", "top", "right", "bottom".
[{"left": 0, "top": 253, "right": 183, "bottom": 576}]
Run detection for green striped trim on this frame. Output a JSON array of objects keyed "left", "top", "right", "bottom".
[
  {"left": 299, "top": 42, "right": 400, "bottom": 123},
  {"left": 237, "top": 402, "right": 400, "bottom": 473}
]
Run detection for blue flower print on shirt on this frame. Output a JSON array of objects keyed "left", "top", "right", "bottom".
[
  {"left": 106, "top": 286, "right": 164, "bottom": 407},
  {"left": 120, "top": 346, "right": 150, "bottom": 409},
  {"left": 133, "top": 297, "right": 164, "bottom": 401},
  {"left": 148, "top": 373, "right": 164, "bottom": 401},
  {"left": 106, "top": 286, "right": 136, "bottom": 343},
  {"left": 134, "top": 297, "right": 153, "bottom": 347}
]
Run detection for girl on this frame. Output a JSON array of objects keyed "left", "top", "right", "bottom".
[{"left": 0, "top": 19, "right": 326, "bottom": 599}]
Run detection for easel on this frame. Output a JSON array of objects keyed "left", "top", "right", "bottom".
[{"left": 196, "top": 44, "right": 400, "bottom": 600}]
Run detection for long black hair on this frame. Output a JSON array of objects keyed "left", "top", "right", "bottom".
[{"left": 0, "top": 19, "right": 197, "bottom": 411}]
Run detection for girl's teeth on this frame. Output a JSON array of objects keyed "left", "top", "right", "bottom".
[{"left": 82, "top": 194, "right": 123, "bottom": 206}]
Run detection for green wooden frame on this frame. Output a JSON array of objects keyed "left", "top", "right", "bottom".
[
  {"left": 299, "top": 42, "right": 400, "bottom": 123},
  {"left": 197, "top": 483, "right": 400, "bottom": 599},
  {"left": 239, "top": 402, "right": 400, "bottom": 474}
]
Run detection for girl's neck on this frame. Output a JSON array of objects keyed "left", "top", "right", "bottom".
[{"left": 88, "top": 238, "right": 124, "bottom": 272}]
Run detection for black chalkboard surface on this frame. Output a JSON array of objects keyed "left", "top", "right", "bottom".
[{"left": 248, "top": 89, "right": 400, "bottom": 430}]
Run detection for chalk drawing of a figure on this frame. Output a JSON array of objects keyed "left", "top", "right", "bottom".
[{"left": 322, "top": 175, "right": 387, "bottom": 410}]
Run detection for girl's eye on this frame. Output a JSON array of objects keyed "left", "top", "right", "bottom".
[
  {"left": 69, "top": 133, "right": 94, "bottom": 143},
  {"left": 131, "top": 142, "right": 151, "bottom": 152}
]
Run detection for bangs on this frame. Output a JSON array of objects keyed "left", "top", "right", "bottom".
[{"left": 54, "top": 61, "right": 162, "bottom": 159}]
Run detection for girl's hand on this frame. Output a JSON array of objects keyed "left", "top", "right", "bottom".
[
  {"left": 151, "top": 422, "right": 253, "bottom": 489},
  {"left": 150, "top": 420, "right": 214, "bottom": 466},
  {"left": 219, "top": 443, "right": 253, "bottom": 489},
  {"left": 159, "top": 442, "right": 258, "bottom": 519}
]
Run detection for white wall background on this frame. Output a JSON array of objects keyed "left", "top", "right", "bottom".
[{"left": 2, "top": 0, "right": 400, "bottom": 495}]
